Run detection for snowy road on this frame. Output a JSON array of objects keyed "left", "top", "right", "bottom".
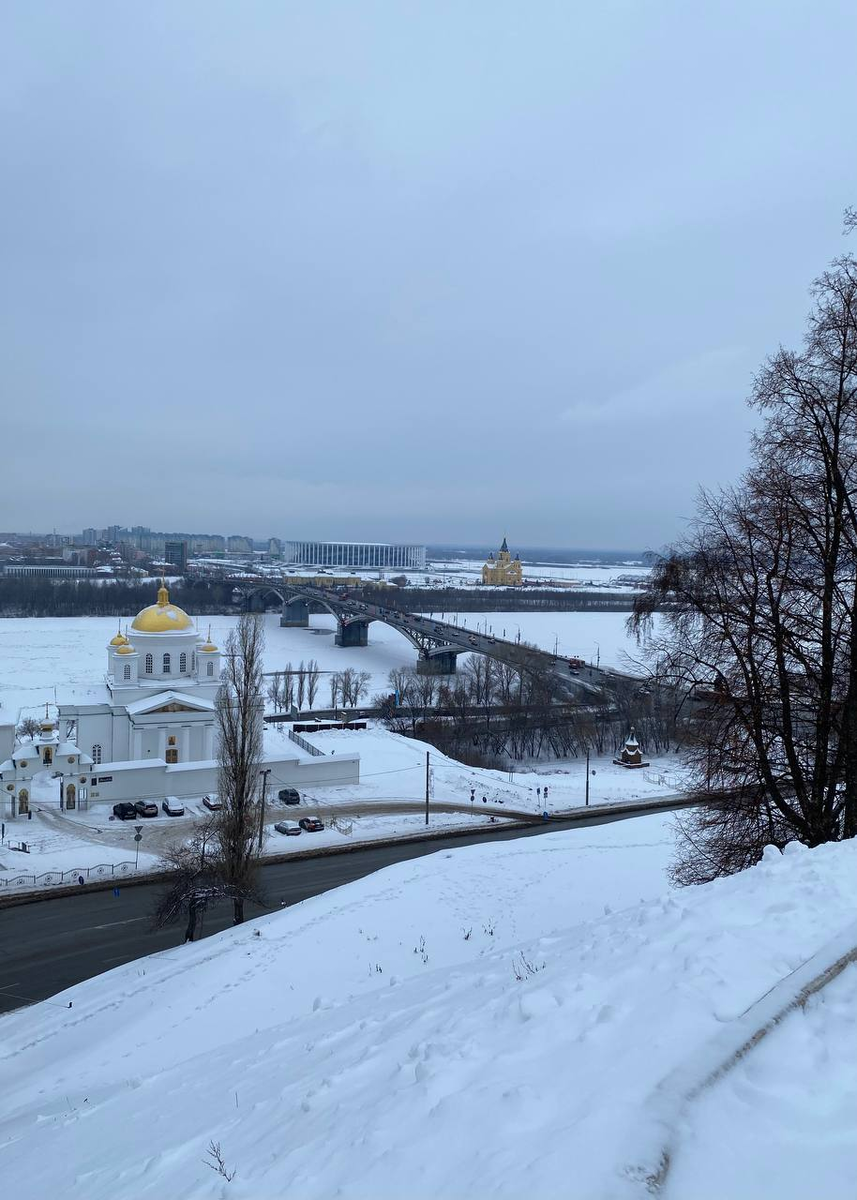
[{"left": 0, "top": 800, "right": 686, "bottom": 1014}]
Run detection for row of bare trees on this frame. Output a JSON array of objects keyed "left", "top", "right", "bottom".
[
  {"left": 267, "top": 660, "right": 321, "bottom": 712},
  {"left": 382, "top": 659, "right": 677, "bottom": 766},
  {"left": 328, "top": 667, "right": 372, "bottom": 709},
  {"left": 633, "top": 237, "right": 857, "bottom": 883}
]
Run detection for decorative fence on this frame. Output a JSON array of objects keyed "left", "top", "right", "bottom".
[
  {"left": 0, "top": 860, "right": 137, "bottom": 890},
  {"left": 289, "top": 729, "right": 325, "bottom": 757}
]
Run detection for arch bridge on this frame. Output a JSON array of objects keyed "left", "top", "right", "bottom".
[{"left": 231, "top": 578, "right": 619, "bottom": 699}]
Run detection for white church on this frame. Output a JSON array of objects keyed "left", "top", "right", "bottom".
[{"left": 1, "top": 583, "right": 359, "bottom": 818}]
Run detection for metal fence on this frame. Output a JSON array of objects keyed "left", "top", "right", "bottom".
[
  {"left": 0, "top": 860, "right": 137, "bottom": 890},
  {"left": 288, "top": 729, "right": 324, "bottom": 757}
]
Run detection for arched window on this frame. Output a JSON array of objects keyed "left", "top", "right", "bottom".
[
  {"left": 123, "top": 663, "right": 131, "bottom": 680},
  {"left": 92, "top": 744, "right": 102, "bottom": 765},
  {"left": 207, "top": 661, "right": 214, "bottom": 677},
  {"left": 145, "top": 653, "right": 153, "bottom": 674},
  {"left": 179, "top": 652, "right": 187, "bottom": 673},
  {"left": 163, "top": 652, "right": 171, "bottom": 674}
]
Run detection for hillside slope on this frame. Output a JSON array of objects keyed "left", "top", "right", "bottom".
[{"left": 2, "top": 825, "right": 855, "bottom": 1199}]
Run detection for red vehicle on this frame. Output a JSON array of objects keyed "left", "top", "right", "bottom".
[{"left": 568, "top": 657, "right": 586, "bottom": 670}]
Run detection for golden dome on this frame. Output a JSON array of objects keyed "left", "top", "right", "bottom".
[
  {"left": 109, "top": 628, "right": 129, "bottom": 647},
  {"left": 131, "top": 582, "right": 194, "bottom": 633},
  {"left": 199, "top": 624, "right": 219, "bottom": 652},
  {"left": 116, "top": 644, "right": 136, "bottom": 655}
]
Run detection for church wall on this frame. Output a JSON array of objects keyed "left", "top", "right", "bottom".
[{"left": 75, "top": 709, "right": 114, "bottom": 765}]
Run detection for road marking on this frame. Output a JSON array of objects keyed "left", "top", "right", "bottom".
[{"left": 91, "top": 917, "right": 147, "bottom": 931}]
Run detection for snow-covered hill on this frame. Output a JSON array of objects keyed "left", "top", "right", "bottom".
[{"left": 2, "top": 828, "right": 855, "bottom": 1199}]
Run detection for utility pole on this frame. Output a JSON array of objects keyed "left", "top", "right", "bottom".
[
  {"left": 585, "top": 749, "right": 590, "bottom": 806},
  {"left": 258, "top": 768, "right": 271, "bottom": 852},
  {"left": 425, "top": 751, "right": 430, "bottom": 826}
]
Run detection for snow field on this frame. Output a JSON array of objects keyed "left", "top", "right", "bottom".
[
  {"left": 2, "top": 830, "right": 854, "bottom": 1199},
  {"left": 0, "top": 608, "right": 655, "bottom": 724}
]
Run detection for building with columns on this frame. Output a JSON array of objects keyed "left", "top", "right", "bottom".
[{"left": 1, "top": 582, "right": 360, "bottom": 818}]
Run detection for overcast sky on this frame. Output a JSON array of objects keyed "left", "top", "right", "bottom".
[{"left": 2, "top": 2, "right": 856, "bottom": 550}]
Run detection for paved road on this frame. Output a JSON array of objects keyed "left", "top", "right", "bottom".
[{"left": 0, "top": 800, "right": 688, "bottom": 1016}]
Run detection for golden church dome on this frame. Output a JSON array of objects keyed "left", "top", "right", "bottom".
[
  {"left": 109, "top": 629, "right": 129, "bottom": 647},
  {"left": 116, "top": 643, "right": 136, "bottom": 655},
  {"left": 198, "top": 624, "right": 219, "bottom": 652},
  {"left": 131, "top": 582, "right": 194, "bottom": 633}
]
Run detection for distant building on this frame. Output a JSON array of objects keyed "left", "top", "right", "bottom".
[
  {"left": 284, "top": 541, "right": 426, "bottom": 570},
  {"left": 164, "top": 540, "right": 188, "bottom": 573},
  {"left": 267, "top": 537, "right": 283, "bottom": 560},
  {"left": 481, "top": 537, "right": 523, "bottom": 586},
  {"left": 227, "top": 535, "right": 254, "bottom": 555}
]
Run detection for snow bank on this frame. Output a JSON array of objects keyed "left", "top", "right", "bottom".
[{"left": 2, "top": 832, "right": 854, "bottom": 1199}]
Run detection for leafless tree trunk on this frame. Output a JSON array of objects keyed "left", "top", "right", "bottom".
[
  {"left": 151, "top": 824, "right": 228, "bottom": 942},
  {"left": 215, "top": 613, "right": 265, "bottom": 924},
  {"left": 304, "top": 659, "right": 320, "bottom": 709},
  {"left": 329, "top": 671, "right": 341, "bottom": 709},
  {"left": 296, "top": 660, "right": 307, "bottom": 710}
]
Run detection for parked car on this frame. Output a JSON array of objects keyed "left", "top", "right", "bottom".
[
  {"left": 112, "top": 802, "right": 137, "bottom": 820},
  {"left": 278, "top": 788, "right": 301, "bottom": 805},
  {"left": 135, "top": 800, "right": 158, "bottom": 818},
  {"left": 299, "top": 817, "right": 324, "bottom": 832},
  {"left": 202, "top": 794, "right": 221, "bottom": 811},
  {"left": 274, "top": 820, "right": 301, "bottom": 836},
  {"left": 162, "top": 796, "right": 185, "bottom": 816}
]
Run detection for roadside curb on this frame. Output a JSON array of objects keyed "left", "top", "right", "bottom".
[{"left": 0, "top": 794, "right": 696, "bottom": 910}]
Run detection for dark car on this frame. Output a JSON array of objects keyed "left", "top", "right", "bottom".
[
  {"left": 278, "top": 788, "right": 301, "bottom": 805},
  {"left": 112, "top": 802, "right": 137, "bottom": 820},
  {"left": 298, "top": 817, "right": 324, "bottom": 832},
  {"left": 134, "top": 800, "right": 158, "bottom": 818}
]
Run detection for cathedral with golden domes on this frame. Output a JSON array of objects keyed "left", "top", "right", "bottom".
[{"left": 1, "top": 583, "right": 360, "bottom": 819}]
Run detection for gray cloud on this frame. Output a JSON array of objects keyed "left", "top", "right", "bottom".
[{"left": 2, "top": 1, "right": 855, "bottom": 549}]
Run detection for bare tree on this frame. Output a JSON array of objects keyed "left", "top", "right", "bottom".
[
  {"left": 305, "top": 659, "right": 320, "bottom": 709},
  {"left": 16, "top": 716, "right": 40, "bottom": 740},
  {"left": 353, "top": 670, "right": 372, "bottom": 706},
  {"left": 295, "top": 660, "right": 307, "bottom": 710},
  {"left": 329, "top": 671, "right": 341, "bottom": 709},
  {"left": 152, "top": 825, "right": 228, "bottom": 943},
  {"left": 267, "top": 671, "right": 282, "bottom": 711},
  {"left": 632, "top": 250, "right": 857, "bottom": 881},
  {"left": 282, "top": 662, "right": 295, "bottom": 711},
  {"left": 339, "top": 667, "right": 357, "bottom": 706},
  {"left": 214, "top": 613, "right": 265, "bottom": 924}
]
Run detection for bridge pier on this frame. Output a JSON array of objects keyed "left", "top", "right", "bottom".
[
  {"left": 417, "top": 650, "right": 459, "bottom": 676},
  {"left": 280, "top": 597, "right": 310, "bottom": 627},
  {"left": 335, "top": 619, "right": 369, "bottom": 647}
]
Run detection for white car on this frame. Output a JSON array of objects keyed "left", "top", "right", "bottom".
[
  {"left": 274, "top": 820, "right": 301, "bottom": 836},
  {"left": 162, "top": 796, "right": 185, "bottom": 816}
]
